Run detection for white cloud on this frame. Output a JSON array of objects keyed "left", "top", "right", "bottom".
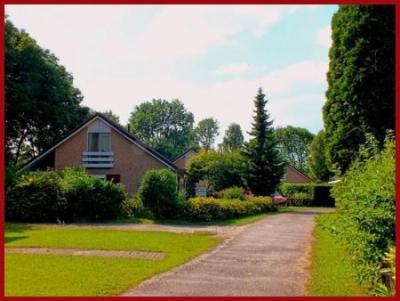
[
  {"left": 316, "top": 25, "right": 332, "bottom": 47},
  {"left": 215, "top": 62, "right": 255, "bottom": 76}
]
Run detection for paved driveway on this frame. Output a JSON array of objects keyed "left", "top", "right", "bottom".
[{"left": 123, "top": 209, "right": 329, "bottom": 296}]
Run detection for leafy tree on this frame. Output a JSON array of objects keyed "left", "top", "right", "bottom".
[
  {"left": 323, "top": 5, "right": 395, "bottom": 174},
  {"left": 185, "top": 150, "right": 247, "bottom": 197},
  {"left": 274, "top": 126, "right": 314, "bottom": 173},
  {"left": 307, "top": 130, "right": 333, "bottom": 182},
  {"left": 221, "top": 123, "right": 244, "bottom": 152},
  {"left": 243, "top": 88, "right": 285, "bottom": 196},
  {"left": 128, "top": 99, "right": 195, "bottom": 160},
  {"left": 5, "top": 18, "right": 90, "bottom": 167},
  {"left": 100, "top": 110, "right": 120, "bottom": 125},
  {"left": 195, "top": 118, "right": 219, "bottom": 151}
]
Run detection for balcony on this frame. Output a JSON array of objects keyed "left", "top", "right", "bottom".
[{"left": 82, "top": 152, "right": 114, "bottom": 168}]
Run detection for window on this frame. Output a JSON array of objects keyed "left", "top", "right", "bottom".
[{"left": 88, "top": 132, "right": 111, "bottom": 152}]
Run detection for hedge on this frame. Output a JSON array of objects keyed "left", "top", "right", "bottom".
[
  {"left": 279, "top": 183, "right": 335, "bottom": 207},
  {"left": 6, "top": 168, "right": 126, "bottom": 222},
  {"left": 184, "top": 196, "right": 277, "bottom": 222}
]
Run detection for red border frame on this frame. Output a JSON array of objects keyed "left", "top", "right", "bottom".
[{"left": 0, "top": 1, "right": 398, "bottom": 300}]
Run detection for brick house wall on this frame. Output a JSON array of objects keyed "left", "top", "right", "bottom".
[
  {"left": 55, "top": 121, "right": 166, "bottom": 196},
  {"left": 285, "top": 165, "right": 311, "bottom": 183}
]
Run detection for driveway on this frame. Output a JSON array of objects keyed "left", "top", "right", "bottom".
[{"left": 123, "top": 208, "right": 330, "bottom": 296}]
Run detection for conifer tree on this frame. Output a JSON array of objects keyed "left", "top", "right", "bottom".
[{"left": 243, "top": 88, "right": 285, "bottom": 195}]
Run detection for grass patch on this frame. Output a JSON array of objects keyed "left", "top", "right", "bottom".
[
  {"left": 5, "top": 224, "right": 220, "bottom": 296},
  {"left": 306, "top": 214, "right": 368, "bottom": 296}
]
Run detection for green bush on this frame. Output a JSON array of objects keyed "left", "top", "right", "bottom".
[
  {"left": 7, "top": 168, "right": 126, "bottom": 222},
  {"left": 138, "top": 169, "right": 180, "bottom": 219},
  {"left": 7, "top": 171, "right": 67, "bottom": 222},
  {"left": 121, "top": 194, "right": 153, "bottom": 219},
  {"left": 279, "top": 182, "right": 334, "bottom": 207},
  {"left": 185, "top": 196, "right": 277, "bottom": 222},
  {"left": 220, "top": 186, "right": 245, "bottom": 200},
  {"left": 325, "top": 137, "right": 395, "bottom": 286}
]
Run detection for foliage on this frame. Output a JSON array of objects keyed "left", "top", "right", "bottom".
[
  {"left": 194, "top": 118, "right": 219, "bottom": 150},
  {"left": 375, "top": 246, "right": 395, "bottom": 296},
  {"left": 220, "top": 186, "right": 245, "bottom": 200},
  {"left": 323, "top": 5, "right": 395, "bottom": 174},
  {"left": 7, "top": 168, "right": 126, "bottom": 222},
  {"left": 6, "top": 171, "right": 66, "bottom": 222},
  {"left": 279, "top": 182, "right": 335, "bottom": 207},
  {"left": 274, "top": 126, "right": 314, "bottom": 174},
  {"left": 307, "top": 130, "right": 334, "bottom": 182},
  {"left": 99, "top": 110, "right": 121, "bottom": 125},
  {"left": 324, "top": 137, "right": 395, "bottom": 287},
  {"left": 61, "top": 168, "right": 126, "bottom": 221},
  {"left": 138, "top": 169, "right": 181, "bottom": 219},
  {"left": 220, "top": 123, "right": 244, "bottom": 152},
  {"left": 185, "top": 196, "right": 277, "bottom": 222},
  {"left": 307, "top": 214, "right": 368, "bottom": 296},
  {"left": 185, "top": 150, "right": 247, "bottom": 197},
  {"left": 5, "top": 18, "right": 90, "bottom": 167},
  {"left": 128, "top": 99, "right": 195, "bottom": 160},
  {"left": 242, "top": 88, "right": 285, "bottom": 195}
]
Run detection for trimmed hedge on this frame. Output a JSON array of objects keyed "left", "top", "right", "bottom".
[
  {"left": 218, "top": 186, "right": 245, "bottom": 200},
  {"left": 6, "top": 168, "right": 126, "bottom": 222},
  {"left": 279, "top": 183, "right": 335, "bottom": 207},
  {"left": 185, "top": 196, "right": 277, "bottom": 222}
]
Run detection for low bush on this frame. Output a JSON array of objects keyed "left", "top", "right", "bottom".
[
  {"left": 121, "top": 195, "right": 153, "bottom": 219},
  {"left": 219, "top": 186, "right": 245, "bottom": 200},
  {"left": 7, "top": 171, "right": 67, "bottom": 222},
  {"left": 279, "top": 182, "right": 334, "bottom": 207},
  {"left": 185, "top": 196, "right": 277, "bottom": 222},
  {"left": 138, "top": 168, "right": 181, "bottom": 219},
  {"left": 7, "top": 168, "right": 126, "bottom": 222}
]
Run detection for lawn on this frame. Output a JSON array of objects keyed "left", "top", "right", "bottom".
[
  {"left": 5, "top": 223, "right": 220, "bottom": 296},
  {"left": 306, "top": 214, "right": 368, "bottom": 296}
]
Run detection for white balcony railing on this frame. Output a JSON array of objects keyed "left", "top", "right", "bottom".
[{"left": 82, "top": 152, "right": 114, "bottom": 168}]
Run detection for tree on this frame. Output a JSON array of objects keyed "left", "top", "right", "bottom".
[
  {"left": 307, "top": 130, "right": 333, "bottom": 182},
  {"left": 195, "top": 118, "right": 219, "bottom": 151},
  {"left": 323, "top": 5, "right": 395, "bottom": 174},
  {"left": 221, "top": 123, "right": 244, "bottom": 152},
  {"left": 274, "top": 126, "right": 314, "bottom": 173},
  {"left": 242, "top": 88, "right": 285, "bottom": 196},
  {"left": 5, "top": 18, "right": 90, "bottom": 167},
  {"left": 100, "top": 110, "right": 120, "bottom": 125},
  {"left": 128, "top": 99, "right": 194, "bottom": 160},
  {"left": 185, "top": 150, "right": 247, "bottom": 197}
]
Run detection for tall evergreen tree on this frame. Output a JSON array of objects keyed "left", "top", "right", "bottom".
[
  {"left": 323, "top": 5, "right": 395, "bottom": 174},
  {"left": 243, "top": 88, "right": 285, "bottom": 195},
  {"left": 221, "top": 123, "right": 244, "bottom": 152}
]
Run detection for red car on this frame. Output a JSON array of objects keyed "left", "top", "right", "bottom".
[{"left": 271, "top": 192, "right": 288, "bottom": 205}]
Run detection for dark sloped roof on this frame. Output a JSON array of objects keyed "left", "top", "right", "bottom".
[{"left": 21, "top": 112, "right": 177, "bottom": 171}]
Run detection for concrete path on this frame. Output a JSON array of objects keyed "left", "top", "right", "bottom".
[{"left": 123, "top": 209, "right": 326, "bottom": 296}]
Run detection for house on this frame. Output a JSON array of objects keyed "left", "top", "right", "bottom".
[
  {"left": 22, "top": 113, "right": 179, "bottom": 195},
  {"left": 281, "top": 165, "right": 311, "bottom": 183}
]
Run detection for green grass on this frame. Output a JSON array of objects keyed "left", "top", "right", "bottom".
[
  {"left": 306, "top": 214, "right": 368, "bottom": 296},
  {"left": 5, "top": 224, "right": 220, "bottom": 296}
]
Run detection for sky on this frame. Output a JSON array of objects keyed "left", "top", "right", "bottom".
[{"left": 6, "top": 5, "right": 338, "bottom": 143}]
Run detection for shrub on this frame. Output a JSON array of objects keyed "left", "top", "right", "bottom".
[
  {"left": 7, "top": 171, "right": 67, "bottom": 222},
  {"left": 185, "top": 196, "right": 276, "bottom": 222},
  {"left": 220, "top": 186, "right": 245, "bottom": 200},
  {"left": 329, "top": 137, "right": 395, "bottom": 286},
  {"left": 7, "top": 168, "right": 126, "bottom": 222},
  {"left": 138, "top": 169, "right": 180, "bottom": 219},
  {"left": 120, "top": 194, "right": 153, "bottom": 219},
  {"left": 279, "top": 182, "right": 334, "bottom": 207}
]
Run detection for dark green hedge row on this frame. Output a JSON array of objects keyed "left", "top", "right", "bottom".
[
  {"left": 6, "top": 168, "right": 126, "bottom": 222},
  {"left": 279, "top": 183, "right": 335, "bottom": 207},
  {"left": 185, "top": 196, "right": 277, "bottom": 222}
]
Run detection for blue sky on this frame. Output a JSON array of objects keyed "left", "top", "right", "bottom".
[{"left": 6, "top": 5, "right": 337, "bottom": 143}]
